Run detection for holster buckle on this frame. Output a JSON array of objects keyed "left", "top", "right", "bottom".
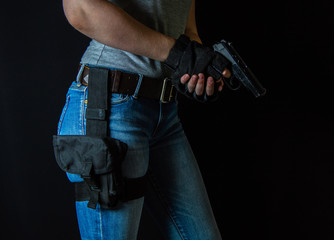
[{"left": 160, "top": 78, "right": 175, "bottom": 103}]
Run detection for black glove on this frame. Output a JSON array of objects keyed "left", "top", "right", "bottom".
[{"left": 164, "top": 34, "right": 231, "bottom": 102}]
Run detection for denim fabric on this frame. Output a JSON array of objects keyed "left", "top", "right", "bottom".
[{"left": 57, "top": 65, "right": 222, "bottom": 240}]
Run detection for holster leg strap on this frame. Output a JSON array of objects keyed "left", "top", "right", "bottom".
[{"left": 74, "top": 175, "right": 147, "bottom": 204}]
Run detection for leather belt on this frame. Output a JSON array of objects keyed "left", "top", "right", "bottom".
[{"left": 79, "top": 66, "right": 176, "bottom": 103}]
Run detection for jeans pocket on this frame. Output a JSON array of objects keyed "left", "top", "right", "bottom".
[
  {"left": 110, "top": 93, "right": 131, "bottom": 105},
  {"left": 57, "top": 82, "right": 88, "bottom": 135},
  {"left": 57, "top": 94, "right": 70, "bottom": 135}
]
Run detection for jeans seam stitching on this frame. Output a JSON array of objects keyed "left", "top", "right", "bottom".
[
  {"left": 151, "top": 102, "right": 163, "bottom": 137},
  {"left": 57, "top": 94, "right": 70, "bottom": 135},
  {"left": 147, "top": 170, "right": 188, "bottom": 240},
  {"left": 98, "top": 205, "right": 104, "bottom": 240}
]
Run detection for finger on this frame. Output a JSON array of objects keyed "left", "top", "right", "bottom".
[
  {"left": 216, "top": 78, "right": 224, "bottom": 92},
  {"left": 206, "top": 77, "right": 215, "bottom": 96},
  {"left": 180, "top": 74, "right": 190, "bottom": 84},
  {"left": 187, "top": 74, "right": 199, "bottom": 93},
  {"left": 222, "top": 68, "right": 232, "bottom": 78},
  {"left": 195, "top": 73, "right": 205, "bottom": 96}
]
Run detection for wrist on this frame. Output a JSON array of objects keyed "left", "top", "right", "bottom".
[
  {"left": 163, "top": 34, "right": 190, "bottom": 70},
  {"left": 185, "top": 32, "right": 202, "bottom": 44},
  {"left": 160, "top": 36, "right": 176, "bottom": 62}
]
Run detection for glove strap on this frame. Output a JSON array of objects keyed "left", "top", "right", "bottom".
[{"left": 164, "top": 34, "right": 190, "bottom": 70}]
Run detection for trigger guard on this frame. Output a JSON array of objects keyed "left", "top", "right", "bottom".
[{"left": 223, "top": 76, "right": 241, "bottom": 91}]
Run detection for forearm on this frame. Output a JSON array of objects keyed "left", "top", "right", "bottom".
[
  {"left": 184, "top": 0, "right": 202, "bottom": 44},
  {"left": 63, "top": 0, "right": 175, "bottom": 61}
]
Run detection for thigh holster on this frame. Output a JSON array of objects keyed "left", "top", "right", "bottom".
[{"left": 53, "top": 68, "right": 146, "bottom": 210}]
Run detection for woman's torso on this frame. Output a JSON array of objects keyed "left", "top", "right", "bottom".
[{"left": 80, "top": 0, "right": 192, "bottom": 78}]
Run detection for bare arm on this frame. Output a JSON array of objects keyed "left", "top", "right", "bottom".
[
  {"left": 62, "top": 0, "right": 175, "bottom": 61},
  {"left": 184, "top": 0, "right": 202, "bottom": 44},
  {"left": 181, "top": 0, "right": 230, "bottom": 96},
  {"left": 63, "top": 0, "right": 229, "bottom": 97}
]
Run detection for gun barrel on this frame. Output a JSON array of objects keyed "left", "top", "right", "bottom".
[
  {"left": 213, "top": 40, "right": 266, "bottom": 98},
  {"left": 233, "top": 63, "right": 266, "bottom": 98}
]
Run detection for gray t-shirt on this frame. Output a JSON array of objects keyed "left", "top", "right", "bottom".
[{"left": 80, "top": 0, "right": 192, "bottom": 78}]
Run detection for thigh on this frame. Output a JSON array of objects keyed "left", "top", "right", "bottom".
[
  {"left": 57, "top": 83, "right": 151, "bottom": 240},
  {"left": 75, "top": 131, "right": 149, "bottom": 240},
  {"left": 145, "top": 129, "right": 222, "bottom": 240}
]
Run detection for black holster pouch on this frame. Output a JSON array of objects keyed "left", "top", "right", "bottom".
[{"left": 53, "top": 67, "right": 146, "bottom": 210}]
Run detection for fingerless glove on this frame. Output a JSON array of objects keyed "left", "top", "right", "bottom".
[{"left": 164, "top": 34, "right": 231, "bottom": 102}]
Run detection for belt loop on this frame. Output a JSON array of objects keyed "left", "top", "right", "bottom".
[
  {"left": 133, "top": 74, "right": 143, "bottom": 98},
  {"left": 76, "top": 63, "right": 86, "bottom": 86}
]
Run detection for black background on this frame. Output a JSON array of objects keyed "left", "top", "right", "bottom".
[{"left": 1, "top": 0, "right": 333, "bottom": 239}]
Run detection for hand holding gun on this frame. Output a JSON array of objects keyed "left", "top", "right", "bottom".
[{"left": 213, "top": 40, "right": 266, "bottom": 98}]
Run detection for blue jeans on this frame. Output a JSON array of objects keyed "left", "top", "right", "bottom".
[{"left": 57, "top": 65, "right": 222, "bottom": 240}]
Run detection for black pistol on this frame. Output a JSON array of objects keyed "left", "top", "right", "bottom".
[{"left": 213, "top": 40, "right": 266, "bottom": 98}]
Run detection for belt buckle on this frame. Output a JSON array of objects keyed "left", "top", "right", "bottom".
[{"left": 160, "top": 78, "right": 175, "bottom": 103}]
